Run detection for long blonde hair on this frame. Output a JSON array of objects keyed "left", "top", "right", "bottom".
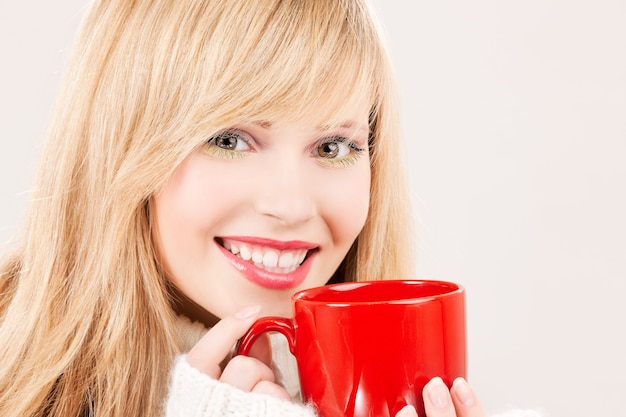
[{"left": 0, "top": 1, "right": 414, "bottom": 416}]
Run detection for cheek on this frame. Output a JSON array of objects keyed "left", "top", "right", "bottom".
[
  {"left": 151, "top": 157, "right": 244, "bottom": 270},
  {"left": 154, "top": 169, "right": 214, "bottom": 237},
  {"left": 322, "top": 164, "right": 371, "bottom": 243},
  {"left": 155, "top": 157, "right": 247, "bottom": 234}
]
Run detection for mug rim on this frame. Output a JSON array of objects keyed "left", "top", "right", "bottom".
[{"left": 292, "top": 279, "right": 464, "bottom": 305}]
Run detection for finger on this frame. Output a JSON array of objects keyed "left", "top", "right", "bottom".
[
  {"left": 186, "top": 305, "right": 261, "bottom": 378},
  {"left": 251, "top": 380, "right": 292, "bottom": 401},
  {"left": 220, "top": 354, "right": 276, "bottom": 391},
  {"left": 423, "top": 377, "right": 456, "bottom": 417},
  {"left": 247, "top": 332, "right": 273, "bottom": 368},
  {"left": 450, "top": 378, "right": 486, "bottom": 417},
  {"left": 395, "top": 405, "right": 418, "bottom": 417}
]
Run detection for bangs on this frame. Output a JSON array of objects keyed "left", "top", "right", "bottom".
[
  {"left": 184, "top": 0, "right": 388, "bottom": 131},
  {"left": 95, "top": 0, "right": 394, "bottom": 166}
]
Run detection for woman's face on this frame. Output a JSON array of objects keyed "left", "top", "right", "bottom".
[{"left": 152, "top": 101, "right": 371, "bottom": 320}]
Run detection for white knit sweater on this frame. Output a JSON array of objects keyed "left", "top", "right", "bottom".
[{"left": 164, "top": 316, "right": 543, "bottom": 417}]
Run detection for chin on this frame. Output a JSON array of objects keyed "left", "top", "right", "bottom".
[{"left": 259, "top": 302, "right": 292, "bottom": 318}]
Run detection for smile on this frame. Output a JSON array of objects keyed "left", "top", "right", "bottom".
[
  {"left": 220, "top": 238, "right": 308, "bottom": 273},
  {"left": 215, "top": 236, "right": 318, "bottom": 289}
]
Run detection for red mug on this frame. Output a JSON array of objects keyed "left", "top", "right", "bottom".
[{"left": 236, "top": 280, "right": 466, "bottom": 417}]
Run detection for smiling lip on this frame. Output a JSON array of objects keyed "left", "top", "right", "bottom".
[{"left": 215, "top": 236, "right": 318, "bottom": 290}]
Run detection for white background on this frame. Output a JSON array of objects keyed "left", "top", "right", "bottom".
[{"left": 1, "top": 2, "right": 625, "bottom": 416}]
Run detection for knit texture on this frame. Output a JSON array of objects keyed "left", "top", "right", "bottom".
[{"left": 166, "top": 355, "right": 317, "bottom": 416}]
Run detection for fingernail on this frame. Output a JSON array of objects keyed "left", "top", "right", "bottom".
[
  {"left": 396, "top": 405, "right": 418, "bottom": 417},
  {"left": 234, "top": 305, "right": 261, "bottom": 320},
  {"left": 453, "top": 377, "right": 475, "bottom": 406},
  {"left": 428, "top": 377, "right": 450, "bottom": 409}
]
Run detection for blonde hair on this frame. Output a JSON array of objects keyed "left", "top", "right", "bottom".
[{"left": 0, "top": 1, "right": 414, "bottom": 416}]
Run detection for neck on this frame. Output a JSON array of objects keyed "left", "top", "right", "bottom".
[{"left": 168, "top": 283, "right": 220, "bottom": 328}]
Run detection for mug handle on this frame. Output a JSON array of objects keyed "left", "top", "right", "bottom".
[{"left": 235, "top": 316, "right": 296, "bottom": 356}]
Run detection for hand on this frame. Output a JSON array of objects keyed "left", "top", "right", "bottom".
[
  {"left": 422, "top": 377, "right": 485, "bottom": 417},
  {"left": 185, "top": 305, "right": 291, "bottom": 400},
  {"left": 395, "top": 377, "right": 485, "bottom": 417}
]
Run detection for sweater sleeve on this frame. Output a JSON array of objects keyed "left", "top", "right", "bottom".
[{"left": 165, "top": 355, "right": 318, "bottom": 417}]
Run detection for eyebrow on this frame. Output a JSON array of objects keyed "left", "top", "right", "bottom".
[
  {"left": 331, "top": 122, "right": 370, "bottom": 132},
  {"left": 252, "top": 120, "right": 369, "bottom": 132},
  {"left": 255, "top": 120, "right": 272, "bottom": 129}
]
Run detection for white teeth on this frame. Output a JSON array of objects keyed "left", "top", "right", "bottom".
[
  {"left": 221, "top": 239, "right": 310, "bottom": 273},
  {"left": 252, "top": 251, "right": 263, "bottom": 264},
  {"left": 263, "top": 251, "right": 279, "bottom": 268},
  {"left": 278, "top": 252, "right": 293, "bottom": 268},
  {"left": 239, "top": 246, "right": 252, "bottom": 261}
]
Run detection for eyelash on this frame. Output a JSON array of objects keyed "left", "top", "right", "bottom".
[
  {"left": 204, "top": 130, "right": 252, "bottom": 159},
  {"left": 204, "top": 130, "right": 367, "bottom": 166},
  {"left": 314, "top": 136, "right": 367, "bottom": 167}
]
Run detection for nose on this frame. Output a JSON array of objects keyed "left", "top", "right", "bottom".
[{"left": 254, "top": 159, "right": 317, "bottom": 226}]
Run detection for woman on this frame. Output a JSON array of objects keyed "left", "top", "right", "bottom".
[{"left": 0, "top": 1, "right": 537, "bottom": 416}]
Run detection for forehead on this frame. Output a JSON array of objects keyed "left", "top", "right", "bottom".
[{"left": 239, "top": 92, "right": 373, "bottom": 130}]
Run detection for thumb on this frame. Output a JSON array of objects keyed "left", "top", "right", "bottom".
[{"left": 186, "top": 305, "right": 261, "bottom": 378}]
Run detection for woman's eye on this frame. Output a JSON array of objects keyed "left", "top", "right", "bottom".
[
  {"left": 205, "top": 130, "right": 251, "bottom": 158},
  {"left": 212, "top": 131, "right": 250, "bottom": 151},
  {"left": 317, "top": 142, "right": 343, "bottom": 158},
  {"left": 315, "top": 137, "right": 366, "bottom": 166}
]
